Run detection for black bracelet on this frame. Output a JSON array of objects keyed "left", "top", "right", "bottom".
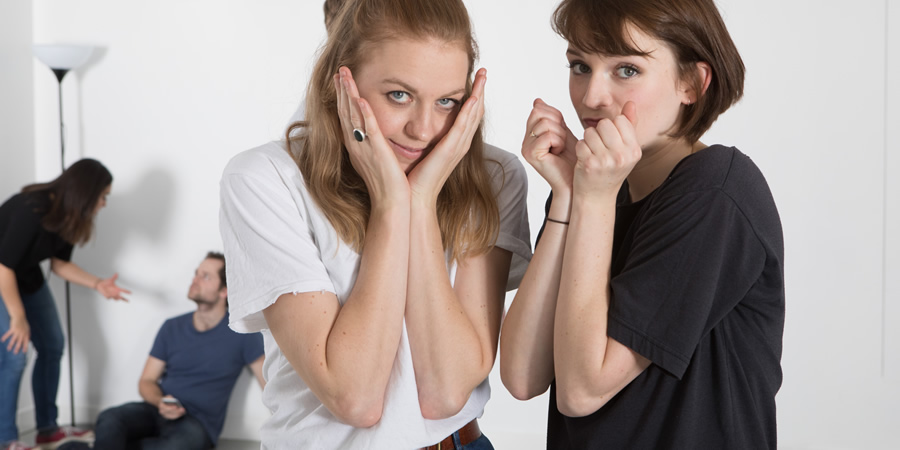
[{"left": 546, "top": 217, "right": 569, "bottom": 225}]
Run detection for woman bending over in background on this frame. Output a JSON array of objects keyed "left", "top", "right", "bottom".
[{"left": 1, "top": 158, "right": 130, "bottom": 450}]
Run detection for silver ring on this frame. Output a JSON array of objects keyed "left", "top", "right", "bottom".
[
  {"left": 353, "top": 128, "right": 366, "bottom": 142},
  {"left": 530, "top": 130, "right": 537, "bottom": 138}
]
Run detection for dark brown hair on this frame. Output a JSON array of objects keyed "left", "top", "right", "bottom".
[
  {"left": 205, "top": 251, "right": 227, "bottom": 288},
  {"left": 287, "top": 0, "right": 499, "bottom": 262},
  {"left": 22, "top": 158, "right": 113, "bottom": 245},
  {"left": 552, "top": 0, "right": 745, "bottom": 142}
]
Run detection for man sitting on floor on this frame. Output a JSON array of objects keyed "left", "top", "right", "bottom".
[{"left": 91, "top": 252, "right": 264, "bottom": 450}]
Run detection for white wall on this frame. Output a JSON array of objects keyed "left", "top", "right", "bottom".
[
  {"left": 9, "top": 0, "right": 896, "bottom": 448},
  {"left": 0, "top": 0, "right": 38, "bottom": 435},
  {"left": 0, "top": 1, "right": 35, "bottom": 195}
]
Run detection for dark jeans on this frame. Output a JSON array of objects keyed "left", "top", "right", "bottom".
[
  {"left": 93, "top": 402, "right": 212, "bottom": 450},
  {"left": 0, "top": 283, "right": 64, "bottom": 442}
]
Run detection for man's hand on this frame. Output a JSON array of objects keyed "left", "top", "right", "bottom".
[{"left": 158, "top": 396, "right": 186, "bottom": 420}]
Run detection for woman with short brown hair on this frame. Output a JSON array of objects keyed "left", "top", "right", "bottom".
[{"left": 500, "top": 0, "right": 784, "bottom": 448}]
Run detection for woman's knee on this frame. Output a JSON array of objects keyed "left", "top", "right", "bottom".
[{"left": 31, "top": 321, "right": 65, "bottom": 358}]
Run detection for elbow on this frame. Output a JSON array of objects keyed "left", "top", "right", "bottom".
[
  {"left": 501, "top": 374, "right": 544, "bottom": 401},
  {"left": 499, "top": 360, "right": 548, "bottom": 401},
  {"left": 555, "top": 383, "right": 608, "bottom": 418},
  {"left": 418, "top": 388, "right": 469, "bottom": 420},
  {"left": 328, "top": 392, "right": 385, "bottom": 428}
]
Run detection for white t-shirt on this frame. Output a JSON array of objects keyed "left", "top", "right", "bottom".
[{"left": 219, "top": 141, "right": 531, "bottom": 449}]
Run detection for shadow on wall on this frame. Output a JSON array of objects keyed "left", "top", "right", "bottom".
[{"left": 55, "top": 166, "right": 176, "bottom": 412}]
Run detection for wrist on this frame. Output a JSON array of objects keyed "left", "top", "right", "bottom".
[
  {"left": 10, "top": 313, "right": 28, "bottom": 324},
  {"left": 571, "top": 195, "right": 617, "bottom": 220},
  {"left": 409, "top": 193, "right": 438, "bottom": 214},
  {"left": 93, "top": 278, "right": 102, "bottom": 290},
  {"left": 548, "top": 190, "right": 573, "bottom": 221}
]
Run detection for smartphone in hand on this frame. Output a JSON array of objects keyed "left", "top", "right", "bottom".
[{"left": 162, "top": 397, "right": 183, "bottom": 408}]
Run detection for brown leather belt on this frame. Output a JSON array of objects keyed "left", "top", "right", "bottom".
[{"left": 421, "top": 419, "right": 481, "bottom": 450}]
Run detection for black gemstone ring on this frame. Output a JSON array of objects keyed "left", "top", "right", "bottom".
[{"left": 353, "top": 128, "right": 366, "bottom": 142}]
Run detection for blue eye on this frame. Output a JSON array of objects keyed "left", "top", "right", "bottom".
[
  {"left": 388, "top": 91, "right": 410, "bottom": 103},
  {"left": 437, "top": 98, "right": 460, "bottom": 110},
  {"left": 567, "top": 61, "right": 590, "bottom": 75},
  {"left": 616, "top": 65, "right": 639, "bottom": 78}
]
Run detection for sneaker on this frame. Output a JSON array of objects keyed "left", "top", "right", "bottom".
[
  {"left": 54, "top": 444, "right": 91, "bottom": 450},
  {"left": 3, "top": 441, "right": 36, "bottom": 450},
  {"left": 34, "top": 427, "right": 94, "bottom": 449}
]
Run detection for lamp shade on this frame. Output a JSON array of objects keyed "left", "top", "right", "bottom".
[{"left": 33, "top": 44, "right": 94, "bottom": 70}]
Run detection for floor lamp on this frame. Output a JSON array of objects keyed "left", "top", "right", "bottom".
[{"left": 33, "top": 44, "right": 95, "bottom": 428}]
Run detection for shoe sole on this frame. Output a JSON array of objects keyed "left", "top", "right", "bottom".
[{"left": 35, "top": 432, "right": 95, "bottom": 450}]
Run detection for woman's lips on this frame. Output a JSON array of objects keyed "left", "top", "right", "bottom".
[
  {"left": 389, "top": 140, "right": 426, "bottom": 160},
  {"left": 582, "top": 118, "right": 601, "bottom": 129}
]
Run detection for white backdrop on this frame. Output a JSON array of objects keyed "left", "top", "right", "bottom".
[{"left": 1, "top": 0, "right": 897, "bottom": 448}]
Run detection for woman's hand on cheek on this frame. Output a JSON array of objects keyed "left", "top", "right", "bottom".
[
  {"left": 521, "top": 98, "right": 578, "bottom": 194},
  {"left": 407, "top": 68, "right": 487, "bottom": 206},
  {"left": 573, "top": 101, "right": 642, "bottom": 201},
  {"left": 335, "top": 67, "right": 409, "bottom": 207}
]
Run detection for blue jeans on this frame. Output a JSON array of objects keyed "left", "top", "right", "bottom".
[
  {"left": 93, "top": 402, "right": 212, "bottom": 450},
  {"left": 460, "top": 433, "right": 493, "bottom": 450},
  {"left": 0, "top": 283, "right": 64, "bottom": 442}
]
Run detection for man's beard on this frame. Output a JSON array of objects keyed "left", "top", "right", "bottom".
[{"left": 188, "top": 292, "right": 218, "bottom": 305}]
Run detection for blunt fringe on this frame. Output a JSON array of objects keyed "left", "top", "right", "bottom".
[
  {"left": 21, "top": 158, "right": 113, "bottom": 246},
  {"left": 286, "top": 0, "right": 499, "bottom": 262},
  {"left": 552, "top": 0, "right": 745, "bottom": 142}
]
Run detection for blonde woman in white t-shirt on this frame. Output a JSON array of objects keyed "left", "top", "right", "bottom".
[{"left": 218, "top": 0, "right": 531, "bottom": 448}]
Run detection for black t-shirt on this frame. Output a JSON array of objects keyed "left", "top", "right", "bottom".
[
  {"left": 0, "top": 192, "right": 74, "bottom": 295},
  {"left": 544, "top": 145, "right": 785, "bottom": 450}
]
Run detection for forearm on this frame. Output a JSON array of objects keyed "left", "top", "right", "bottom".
[
  {"left": 553, "top": 195, "right": 617, "bottom": 413},
  {"left": 499, "top": 199, "right": 570, "bottom": 400},
  {"left": 138, "top": 379, "right": 164, "bottom": 405},
  {"left": 0, "top": 265, "right": 25, "bottom": 320},
  {"left": 326, "top": 209, "right": 409, "bottom": 398},
  {"left": 271, "top": 205, "right": 410, "bottom": 427},
  {"left": 50, "top": 259, "right": 101, "bottom": 289},
  {"left": 405, "top": 202, "right": 492, "bottom": 419}
]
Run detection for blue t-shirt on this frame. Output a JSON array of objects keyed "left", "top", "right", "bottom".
[{"left": 150, "top": 312, "right": 264, "bottom": 445}]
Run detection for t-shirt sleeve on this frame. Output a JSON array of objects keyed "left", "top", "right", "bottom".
[
  {"left": 607, "top": 188, "right": 766, "bottom": 379},
  {"left": 486, "top": 145, "right": 532, "bottom": 291},
  {"left": 0, "top": 197, "right": 42, "bottom": 270},
  {"left": 219, "top": 147, "right": 336, "bottom": 333},
  {"left": 55, "top": 243, "right": 74, "bottom": 262},
  {"left": 241, "top": 332, "right": 265, "bottom": 365},
  {"left": 149, "top": 321, "right": 171, "bottom": 362}
]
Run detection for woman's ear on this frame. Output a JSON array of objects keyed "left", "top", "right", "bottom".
[{"left": 683, "top": 61, "right": 712, "bottom": 105}]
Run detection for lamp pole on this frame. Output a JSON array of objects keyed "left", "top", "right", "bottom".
[
  {"left": 51, "top": 68, "right": 68, "bottom": 172},
  {"left": 34, "top": 44, "right": 94, "bottom": 428},
  {"left": 51, "top": 67, "right": 76, "bottom": 428}
]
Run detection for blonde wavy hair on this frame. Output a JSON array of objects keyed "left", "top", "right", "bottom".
[{"left": 286, "top": 0, "right": 499, "bottom": 262}]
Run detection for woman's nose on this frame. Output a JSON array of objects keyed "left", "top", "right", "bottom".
[
  {"left": 404, "top": 106, "right": 436, "bottom": 143},
  {"left": 582, "top": 74, "right": 614, "bottom": 109}
]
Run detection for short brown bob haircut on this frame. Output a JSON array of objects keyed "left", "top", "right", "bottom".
[{"left": 552, "top": 0, "right": 745, "bottom": 143}]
